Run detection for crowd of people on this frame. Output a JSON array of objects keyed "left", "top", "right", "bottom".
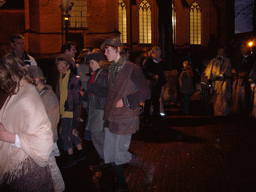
[
  {"left": 202, "top": 43, "right": 256, "bottom": 118},
  {"left": 0, "top": 34, "right": 152, "bottom": 192},
  {"left": 1, "top": 33, "right": 256, "bottom": 192}
]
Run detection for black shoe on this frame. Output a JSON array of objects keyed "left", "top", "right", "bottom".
[
  {"left": 94, "top": 161, "right": 110, "bottom": 172},
  {"left": 61, "top": 154, "right": 77, "bottom": 169},
  {"left": 76, "top": 148, "right": 87, "bottom": 162}
]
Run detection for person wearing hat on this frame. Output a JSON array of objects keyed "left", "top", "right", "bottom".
[
  {"left": 100, "top": 36, "right": 152, "bottom": 191},
  {"left": 28, "top": 65, "right": 65, "bottom": 192},
  {"left": 55, "top": 54, "right": 86, "bottom": 168},
  {"left": 79, "top": 52, "right": 108, "bottom": 162}
]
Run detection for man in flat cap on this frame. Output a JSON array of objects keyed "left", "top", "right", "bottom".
[{"left": 100, "top": 36, "right": 153, "bottom": 191}]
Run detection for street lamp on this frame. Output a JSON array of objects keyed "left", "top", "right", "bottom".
[
  {"left": 248, "top": 40, "right": 254, "bottom": 54},
  {"left": 60, "top": 0, "right": 74, "bottom": 41}
]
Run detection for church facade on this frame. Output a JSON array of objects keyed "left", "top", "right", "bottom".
[{"left": 0, "top": 0, "right": 230, "bottom": 58}]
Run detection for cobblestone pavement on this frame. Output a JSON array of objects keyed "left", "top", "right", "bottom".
[{"left": 58, "top": 102, "right": 256, "bottom": 192}]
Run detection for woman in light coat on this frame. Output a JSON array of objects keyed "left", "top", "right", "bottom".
[{"left": 0, "top": 55, "right": 54, "bottom": 191}]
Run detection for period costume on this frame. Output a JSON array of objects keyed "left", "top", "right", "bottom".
[
  {"left": 77, "top": 62, "right": 91, "bottom": 109},
  {"left": 231, "top": 53, "right": 255, "bottom": 115},
  {"left": 104, "top": 56, "right": 151, "bottom": 165},
  {"left": 39, "top": 84, "right": 65, "bottom": 192},
  {"left": 56, "top": 69, "right": 82, "bottom": 151},
  {"left": 204, "top": 56, "right": 232, "bottom": 116},
  {"left": 0, "top": 80, "right": 54, "bottom": 191},
  {"left": 248, "top": 63, "right": 256, "bottom": 118},
  {"left": 82, "top": 68, "right": 108, "bottom": 159}
]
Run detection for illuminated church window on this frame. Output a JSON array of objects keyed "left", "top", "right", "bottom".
[
  {"left": 69, "top": 0, "right": 87, "bottom": 28},
  {"left": 172, "top": 3, "right": 176, "bottom": 44},
  {"left": 190, "top": 2, "right": 201, "bottom": 45},
  {"left": 118, "top": 0, "right": 127, "bottom": 43},
  {"left": 139, "top": 0, "right": 152, "bottom": 44}
]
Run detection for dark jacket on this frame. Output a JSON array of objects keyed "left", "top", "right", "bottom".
[
  {"left": 56, "top": 72, "right": 81, "bottom": 128},
  {"left": 232, "top": 53, "right": 255, "bottom": 75},
  {"left": 179, "top": 67, "right": 194, "bottom": 94},
  {"left": 104, "top": 61, "right": 151, "bottom": 122},
  {"left": 81, "top": 68, "right": 108, "bottom": 110},
  {"left": 142, "top": 56, "right": 167, "bottom": 87}
]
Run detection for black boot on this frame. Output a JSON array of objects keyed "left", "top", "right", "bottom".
[
  {"left": 111, "top": 164, "right": 129, "bottom": 192},
  {"left": 60, "top": 153, "right": 77, "bottom": 168}
]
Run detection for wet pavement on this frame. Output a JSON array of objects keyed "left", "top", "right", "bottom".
[{"left": 57, "top": 101, "right": 256, "bottom": 192}]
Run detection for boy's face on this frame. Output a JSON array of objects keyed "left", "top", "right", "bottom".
[
  {"left": 104, "top": 46, "right": 120, "bottom": 62},
  {"left": 57, "top": 61, "right": 70, "bottom": 74},
  {"left": 89, "top": 60, "right": 100, "bottom": 72}
]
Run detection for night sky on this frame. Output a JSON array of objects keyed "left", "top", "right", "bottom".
[{"left": 235, "top": 0, "right": 253, "bottom": 33}]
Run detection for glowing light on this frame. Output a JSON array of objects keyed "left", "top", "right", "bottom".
[{"left": 248, "top": 41, "right": 253, "bottom": 47}]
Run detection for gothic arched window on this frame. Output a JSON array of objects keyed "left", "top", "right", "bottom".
[
  {"left": 118, "top": 0, "right": 127, "bottom": 43},
  {"left": 172, "top": 3, "right": 176, "bottom": 44},
  {"left": 190, "top": 2, "right": 201, "bottom": 45},
  {"left": 139, "top": 0, "right": 152, "bottom": 44}
]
